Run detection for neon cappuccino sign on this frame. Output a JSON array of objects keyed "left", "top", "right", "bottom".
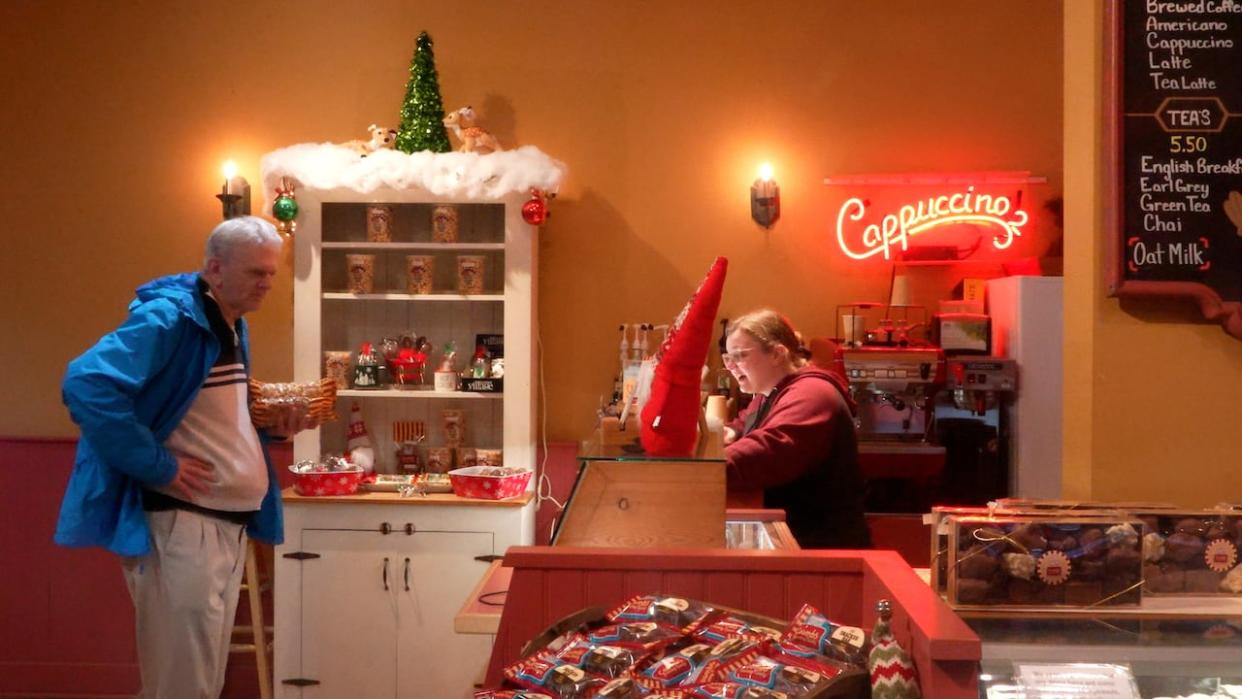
[{"left": 835, "top": 186, "right": 1029, "bottom": 260}]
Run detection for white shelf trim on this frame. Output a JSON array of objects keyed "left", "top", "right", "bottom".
[
  {"left": 322, "top": 242, "right": 505, "bottom": 251},
  {"left": 338, "top": 389, "right": 503, "bottom": 399},
  {"left": 322, "top": 292, "right": 504, "bottom": 302}
]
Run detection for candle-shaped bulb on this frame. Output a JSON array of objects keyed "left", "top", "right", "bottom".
[
  {"left": 222, "top": 160, "right": 237, "bottom": 195},
  {"left": 757, "top": 162, "right": 774, "bottom": 183}
]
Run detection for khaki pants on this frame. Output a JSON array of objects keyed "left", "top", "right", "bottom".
[{"left": 122, "top": 510, "right": 247, "bottom": 699}]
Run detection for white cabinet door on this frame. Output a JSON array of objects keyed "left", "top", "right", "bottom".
[
  {"left": 299, "top": 530, "right": 400, "bottom": 697},
  {"left": 394, "top": 530, "right": 494, "bottom": 699}
]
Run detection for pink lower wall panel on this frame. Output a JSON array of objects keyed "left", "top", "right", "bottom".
[{"left": 0, "top": 437, "right": 292, "bottom": 699}]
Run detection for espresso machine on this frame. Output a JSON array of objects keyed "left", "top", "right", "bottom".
[
  {"left": 832, "top": 345, "right": 946, "bottom": 443},
  {"left": 932, "top": 357, "right": 1018, "bottom": 504}
]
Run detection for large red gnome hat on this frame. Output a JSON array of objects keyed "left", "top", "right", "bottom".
[{"left": 640, "top": 256, "right": 728, "bottom": 456}]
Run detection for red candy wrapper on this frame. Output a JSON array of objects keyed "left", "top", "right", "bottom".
[
  {"left": 693, "top": 616, "right": 783, "bottom": 645},
  {"left": 637, "top": 642, "right": 716, "bottom": 689},
  {"left": 596, "top": 677, "right": 646, "bottom": 698},
  {"left": 681, "top": 684, "right": 788, "bottom": 698},
  {"left": 552, "top": 635, "right": 654, "bottom": 679},
  {"left": 588, "top": 622, "right": 685, "bottom": 654},
  {"left": 475, "top": 691, "right": 559, "bottom": 699},
  {"left": 778, "top": 603, "right": 867, "bottom": 666},
  {"left": 720, "top": 652, "right": 843, "bottom": 696},
  {"left": 503, "top": 653, "right": 607, "bottom": 699},
  {"left": 607, "top": 594, "right": 718, "bottom": 635}
]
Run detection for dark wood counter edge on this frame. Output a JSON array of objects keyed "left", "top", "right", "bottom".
[
  {"left": 725, "top": 508, "right": 785, "bottom": 522},
  {"left": 500, "top": 547, "right": 980, "bottom": 662},
  {"left": 281, "top": 487, "right": 534, "bottom": 506},
  {"left": 1102, "top": 2, "right": 1242, "bottom": 339}
]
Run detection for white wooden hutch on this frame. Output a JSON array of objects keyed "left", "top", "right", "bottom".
[{"left": 260, "top": 144, "right": 564, "bottom": 698}]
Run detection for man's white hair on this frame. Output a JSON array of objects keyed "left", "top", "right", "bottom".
[{"left": 204, "top": 216, "right": 282, "bottom": 267}]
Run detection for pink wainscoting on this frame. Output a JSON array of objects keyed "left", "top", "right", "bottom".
[{"left": 0, "top": 436, "right": 292, "bottom": 699}]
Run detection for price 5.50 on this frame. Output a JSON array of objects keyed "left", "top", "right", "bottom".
[{"left": 1170, "top": 135, "right": 1208, "bottom": 153}]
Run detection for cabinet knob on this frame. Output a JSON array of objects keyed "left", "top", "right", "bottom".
[
  {"left": 405, "top": 522, "right": 415, "bottom": 535},
  {"left": 380, "top": 522, "right": 392, "bottom": 535}
]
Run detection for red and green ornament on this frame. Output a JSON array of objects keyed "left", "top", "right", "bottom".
[
  {"left": 272, "top": 177, "right": 299, "bottom": 237},
  {"left": 868, "top": 599, "right": 921, "bottom": 699}
]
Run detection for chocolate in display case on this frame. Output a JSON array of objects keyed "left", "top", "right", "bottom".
[
  {"left": 946, "top": 515, "right": 1145, "bottom": 610},
  {"left": 1137, "top": 510, "right": 1242, "bottom": 596}
]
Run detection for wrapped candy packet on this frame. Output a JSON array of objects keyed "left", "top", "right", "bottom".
[
  {"left": 693, "top": 616, "right": 783, "bottom": 645},
  {"left": 474, "top": 691, "right": 557, "bottom": 699},
  {"left": 607, "top": 594, "right": 717, "bottom": 635},
  {"left": 778, "top": 604, "right": 867, "bottom": 666},
  {"left": 503, "top": 653, "right": 608, "bottom": 699},
  {"left": 679, "top": 684, "right": 789, "bottom": 698},
  {"left": 586, "top": 622, "right": 685, "bottom": 654},
  {"left": 551, "top": 635, "right": 654, "bottom": 679},
  {"left": 636, "top": 643, "right": 716, "bottom": 689},
  {"left": 596, "top": 677, "right": 646, "bottom": 698},
  {"left": 719, "top": 653, "right": 840, "bottom": 697}
]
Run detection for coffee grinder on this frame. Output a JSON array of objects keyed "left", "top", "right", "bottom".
[{"left": 933, "top": 354, "right": 1018, "bottom": 505}]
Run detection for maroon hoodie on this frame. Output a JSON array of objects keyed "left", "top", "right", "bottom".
[{"left": 725, "top": 366, "right": 870, "bottom": 549}]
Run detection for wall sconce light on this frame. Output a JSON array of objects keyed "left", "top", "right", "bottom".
[
  {"left": 750, "top": 163, "right": 780, "bottom": 227},
  {"left": 216, "top": 160, "right": 251, "bottom": 220}
]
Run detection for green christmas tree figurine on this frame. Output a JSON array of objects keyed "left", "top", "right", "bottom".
[{"left": 395, "top": 31, "right": 452, "bottom": 154}]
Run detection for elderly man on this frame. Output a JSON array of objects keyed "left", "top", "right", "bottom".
[{"left": 56, "top": 216, "right": 313, "bottom": 698}]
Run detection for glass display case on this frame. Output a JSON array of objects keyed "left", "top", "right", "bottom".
[{"left": 967, "top": 602, "right": 1242, "bottom": 698}]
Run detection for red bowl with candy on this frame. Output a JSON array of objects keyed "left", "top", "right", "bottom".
[
  {"left": 289, "top": 464, "right": 366, "bottom": 496},
  {"left": 448, "top": 466, "right": 532, "bottom": 500}
]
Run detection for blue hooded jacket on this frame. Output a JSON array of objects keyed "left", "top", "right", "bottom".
[{"left": 55, "top": 272, "right": 284, "bottom": 556}]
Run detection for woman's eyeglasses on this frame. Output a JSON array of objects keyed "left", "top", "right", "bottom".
[{"left": 721, "top": 348, "right": 759, "bottom": 366}]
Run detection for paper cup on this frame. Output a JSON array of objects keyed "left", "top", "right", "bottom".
[
  {"left": 442, "top": 408, "right": 465, "bottom": 447},
  {"left": 405, "top": 255, "right": 434, "bottom": 294},
  {"left": 434, "top": 370, "right": 458, "bottom": 392},
  {"left": 457, "top": 255, "right": 485, "bottom": 295},
  {"left": 346, "top": 254, "right": 375, "bottom": 294},
  {"left": 456, "top": 447, "right": 478, "bottom": 469},
  {"left": 426, "top": 447, "right": 452, "bottom": 474},
  {"left": 323, "top": 351, "right": 352, "bottom": 390},
  {"left": 366, "top": 205, "right": 394, "bottom": 242},
  {"left": 431, "top": 205, "right": 459, "bottom": 243}
]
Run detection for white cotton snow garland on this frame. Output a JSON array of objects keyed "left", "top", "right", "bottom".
[{"left": 259, "top": 143, "right": 567, "bottom": 210}]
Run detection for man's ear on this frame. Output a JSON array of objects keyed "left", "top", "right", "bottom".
[{"left": 203, "top": 257, "right": 222, "bottom": 281}]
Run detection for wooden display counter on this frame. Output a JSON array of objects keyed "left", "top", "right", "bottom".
[{"left": 481, "top": 546, "right": 981, "bottom": 698}]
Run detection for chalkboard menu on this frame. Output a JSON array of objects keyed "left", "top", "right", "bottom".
[{"left": 1111, "top": 0, "right": 1242, "bottom": 337}]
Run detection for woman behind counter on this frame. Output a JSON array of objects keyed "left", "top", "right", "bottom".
[{"left": 722, "top": 309, "right": 871, "bottom": 549}]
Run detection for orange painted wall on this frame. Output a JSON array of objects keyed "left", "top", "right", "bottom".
[{"left": 0, "top": 1, "right": 1063, "bottom": 443}]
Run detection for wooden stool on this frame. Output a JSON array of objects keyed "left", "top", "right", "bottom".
[{"left": 230, "top": 539, "right": 273, "bottom": 699}]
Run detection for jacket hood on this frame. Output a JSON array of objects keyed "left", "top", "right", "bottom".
[
  {"left": 785, "top": 364, "right": 857, "bottom": 415},
  {"left": 130, "top": 273, "right": 210, "bottom": 330}
]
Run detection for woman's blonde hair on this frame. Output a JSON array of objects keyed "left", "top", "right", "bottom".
[{"left": 726, "top": 309, "right": 810, "bottom": 368}]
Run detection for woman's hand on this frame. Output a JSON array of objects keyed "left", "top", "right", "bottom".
[{"left": 723, "top": 426, "right": 738, "bottom": 445}]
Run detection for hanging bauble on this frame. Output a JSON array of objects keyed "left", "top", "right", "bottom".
[
  {"left": 521, "top": 188, "right": 548, "bottom": 226},
  {"left": 273, "top": 194, "right": 299, "bottom": 222},
  {"left": 272, "top": 178, "right": 300, "bottom": 237}
]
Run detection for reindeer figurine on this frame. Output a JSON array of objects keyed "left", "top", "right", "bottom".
[{"left": 442, "top": 106, "right": 502, "bottom": 154}]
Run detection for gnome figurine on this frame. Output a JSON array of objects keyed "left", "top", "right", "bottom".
[
  {"left": 346, "top": 402, "right": 375, "bottom": 474},
  {"left": 868, "top": 599, "right": 921, "bottom": 699}
]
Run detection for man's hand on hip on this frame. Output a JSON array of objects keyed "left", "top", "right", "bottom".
[{"left": 167, "top": 455, "right": 214, "bottom": 501}]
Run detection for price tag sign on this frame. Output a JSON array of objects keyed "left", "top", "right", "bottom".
[{"left": 1015, "top": 663, "right": 1139, "bottom": 699}]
